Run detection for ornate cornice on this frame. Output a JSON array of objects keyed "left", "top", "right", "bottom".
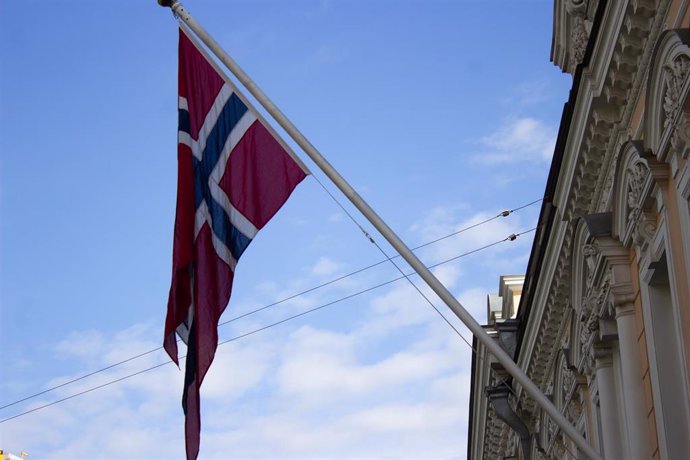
[
  {"left": 564, "top": 0, "right": 669, "bottom": 220},
  {"left": 482, "top": 397, "right": 514, "bottom": 459},
  {"left": 518, "top": 222, "right": 576, "bottom": 416},
  {"left": 553, "top": 0, "right": 601, "bottom": 74}
]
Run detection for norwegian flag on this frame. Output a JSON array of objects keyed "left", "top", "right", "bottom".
[{"left": 164, "top": 27, "right": 307, "bottom": 460}]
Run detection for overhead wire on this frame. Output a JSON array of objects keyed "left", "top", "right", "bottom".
[
  {"left": 217, "top": 197, "right": 540, "bottom": 328},
  {"left": 0, "top": 198, "right": 540, "bottom": 412},
  {"left": 0, "top": 227, "right": 537, "bottom": 424},
  {"left": 309, "top": 173, "right": 537, "bottom": 361}
]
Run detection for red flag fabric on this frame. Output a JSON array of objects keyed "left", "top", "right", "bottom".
[{"left": 164, "top": 27, "right": 307, "bottom": 460}]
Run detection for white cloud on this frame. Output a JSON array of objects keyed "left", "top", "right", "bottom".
[
  {"left": 0, "top": 202, "right": 536, "bottom": 459},
  {"left": 201, "top": 339, "right": 273, "bottom": 403},
  {"left": 409, "top": 206, "right": 525, "bottom": 267},
  {"left": 2, "top": 298, "right": 471, "bottom": 459},
  {"left": 54, "top": 329, "right": 106, "bottom": 363},
  {"left": 310, "top": 256, "right": 343, "bottom": 277},
  {"left": 471, "top": 117, "right": 556, "bottom": 164},
  {"left": 276, "top": 325, "right": 456, "bottom": 406},
  {"left": 341, "top": 400, "right": 463, "bottom": 433},
  {"left": 2, "top": 331, "right": 185, "bottom": 458}
]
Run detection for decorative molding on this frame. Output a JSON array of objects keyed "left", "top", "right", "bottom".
[
  {"left": 670, "top": 111, "right": 690, "bottom": 159},
  {"left": 566, "top": 390, "right": 584, "bottom": 423},
  {"left": 593, "top": 342, "right": 615, "bottom": 368},
  {"left": 626, "top": 160, "right": 659, "bottom": 249},
  {"left": 627, "top": 161, "right": 648, "bottom": 215},
  {"left": 473, "top": 6, "right": 690, "bottom": 460},
  {"left": 565, "top": 0, "right": 588, "bottom": 16},
  {"left": 552, "top": 0, "right": 598, "bottom": 74},
  {"left": 570, "top": 15, "right": 590, "bottom": 70},
  {"left": 523, "top": 4, "right": 671, "bottom": 417},
  {"left": 580, "top": 270, "right": 612, "bottom": 377},
  {"left": 598, "top": 2, "right": 673, "bottom": 215},
  {"left": 645, "top": 29, "right": 690, "bottom": 161},
  {"left": 506, "top": 433, "right": 518, "bottom": 459},
  {"left": 612, "top": 141, "right": 667, "bottom": 257},
  {"left": 582, "top": 243, "right": 598, "bottom": 283},
  {"left": 520, "top": 223, "right": 576, "bottom": 415},
  {"left": 571, "top": 220, "right": 592, "bottom": 319},
  {"left": 553, "top": 438, "right": 567, "bottom": 458},
  {"left": 662, "top": 55, "right": 690, "bottom": 129},
  {"left": 564, "top": 0, "right": 666, "bottom": 222}
]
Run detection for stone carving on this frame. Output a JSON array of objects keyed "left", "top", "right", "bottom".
[
  {"left": 570, "top": 15, "right": 589, "bottom": 70},
  {"left": 626, "top": 161, "right": 648, "bottom": 220},
  {"left": 633, "top": 211, "right": 658, "bottom": 248},
  {"left": 593, "top": 276, "right": 611, "bottom": 315},
  {"left": 582, "top": 243, "right": 597, "bottom": 282},
  {"left": 601, "top": 141, "right": 625, "bottom": 212},
  {"left": 579, "top": 275, "right": 610, "bottom": 375},
  {"left": 506, "top": 432, "right": 520, "bottom": 458},
  {"left": 671, "top": 111, "right": 690, "bottom": 159},
  {"left": 561, "top": 357, "right": 585, "bottom": 424},
  {"left": 553, "top": 438, "right": 567, "bottom": 458},
  {"left": 581, "top": 317, "right": 599, "bottom": 376},
  {"left": 581, "top": 292, "right": 594, "bottom": 318},
  {"left": 565, "top": 0, "right": 587, "bottom": 15},
  {"left": 598, "top": 277, "right": 611, "bottom": 309},
  {"left": 562, "top": 363, "right": 575, "bottom": 397},
  {"left": 561, "top": 326, "right": 571, "bottom": 350},
  {"left": 663, "top": 55, "right": 690, "bottom": 130},
  {"left": 567, "top": 394, "right": 583, "bottom": 423},
  {"left": 581, "top": 272, "right": 609, "bottom": 317},
  {"left": 583, "top": 313, "right": 600, "bottom": 343},
  {"left": 625, "top": 160, "right": 658, "bottom": 248},
  {"left": 547, "top": 415, "right": 557, "bottom": 445}
]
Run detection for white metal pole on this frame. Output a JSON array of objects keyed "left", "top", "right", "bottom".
[{"left": 157, "top": 2, "right": 603, "bottom": 459}]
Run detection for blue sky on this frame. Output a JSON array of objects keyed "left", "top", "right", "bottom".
[{"left": 0, "top": 1, "right": 571, "bottom": 458}]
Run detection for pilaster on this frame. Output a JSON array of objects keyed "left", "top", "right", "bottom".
[
  {"left": 593, "top": 343, "right": 625, "bottom": 460},
  {"left": 612, "top": 287, "right": 653, "bottom": 459}
]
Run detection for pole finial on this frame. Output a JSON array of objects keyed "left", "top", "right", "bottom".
[{"left": 157, "top": 0, "right": 176, "bottom": 7}]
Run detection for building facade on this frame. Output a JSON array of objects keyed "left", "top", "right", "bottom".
[{"left": 468, "top": 0, "right": 690, "bottom": 459}]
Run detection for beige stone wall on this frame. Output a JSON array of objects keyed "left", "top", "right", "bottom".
[
  {"left": 668, "top": 0, "right": 690, "bottom": 27},
  {"left": 629, "top": 252, "right": 660, "bottom": 459},
  {"left": 626, "top": 3, "right": 690, "bottom": 457},
  {"left": 664, "top": 169, "right": 690, "bottom": 368}
]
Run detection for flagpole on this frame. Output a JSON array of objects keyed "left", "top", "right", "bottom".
[{"left": 157, "top": 2, "right": 602, "bottom": 459}]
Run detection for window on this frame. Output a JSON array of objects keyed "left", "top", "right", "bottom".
[{"left": 643, "top": 253, "right": 690, "bottom": 457}]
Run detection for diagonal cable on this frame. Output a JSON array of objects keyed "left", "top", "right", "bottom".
[
  {"left": 0, "top": 198, "right": 540, "bottom": 412},
  {"left": 0, "top": 228, "right": 535, "bottom": 423}
]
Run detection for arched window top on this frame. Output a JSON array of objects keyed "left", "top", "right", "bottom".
[
  {"left": 644, "top": 29, "right": 690, "bottom": 159},
  {"left": 554, "top": 353, "right": 567, "bottom": 412},
  {"left": 612, "top": 141, "right": 658, "bottom": 248},
  {"left": 571, "top": 219, "right": 593, "bottom": 315}
]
